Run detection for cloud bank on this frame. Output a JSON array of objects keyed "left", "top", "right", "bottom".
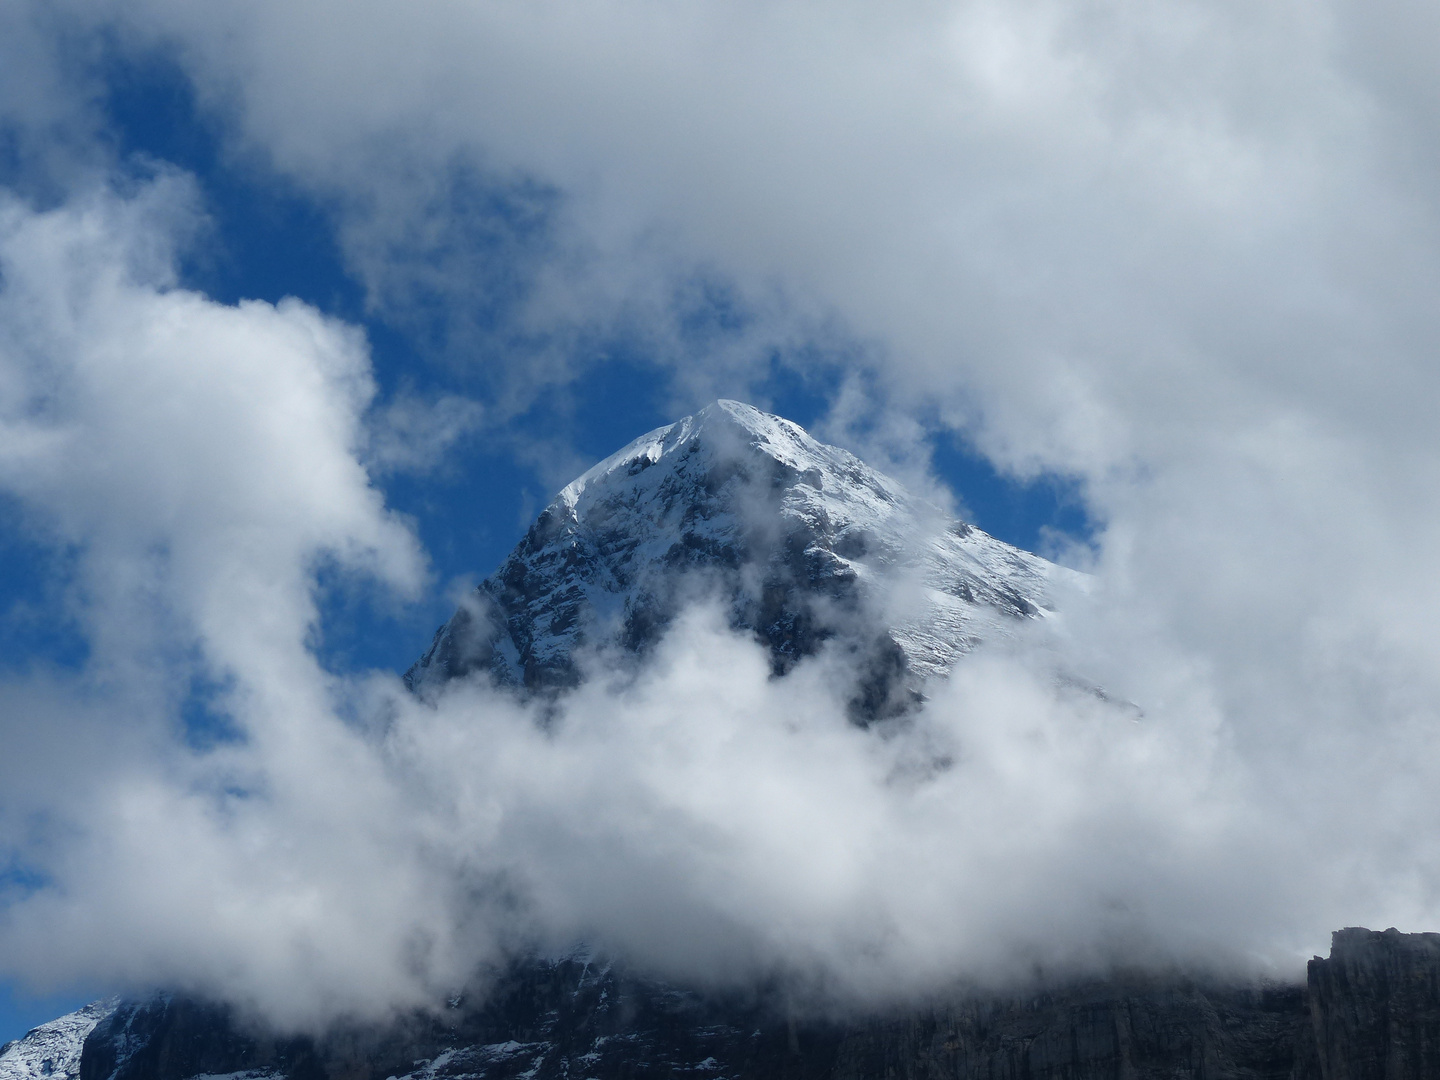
[{"left": 2, "top": 0, "right": 1440, "bottom": 1034}]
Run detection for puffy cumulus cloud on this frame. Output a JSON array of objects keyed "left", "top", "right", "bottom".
[
  {"left": 0, "top": 176, "right": 436, "bottom": 1025},
  {"left": 0, "top": 172, "right": 424, "bottom": 673}
]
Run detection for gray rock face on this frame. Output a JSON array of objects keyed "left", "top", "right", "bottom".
[
  {"left": 78, "top": 996, "right": 298, "bottom": 1080},
  {"left": 830, "top": 978, "right": 1322, "bottom": 1080},
  {"left": 59, "top": 930, "right": 1440, "bottom": 1080},
  {"left": 1308, "top": 927, "right": 1440, "bottom": 1080},
  {"left": 405, "top": 401, "right": 1066, "bottom": 718},
  {"left": 73, "top": 964, "right": 838, "bottom": 1080}
]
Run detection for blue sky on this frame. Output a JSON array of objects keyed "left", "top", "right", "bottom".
[{"left": 4, "top": 0, "right": 1440, "bottom": 1049}]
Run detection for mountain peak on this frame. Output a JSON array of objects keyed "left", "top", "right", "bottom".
[
  {"left": 557, "top": 399, "right": 881, "bottom": 514},
  {"left": 408, "top": 402, "right": 1064, "bottom": 711}
]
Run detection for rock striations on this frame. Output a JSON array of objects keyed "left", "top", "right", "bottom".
[{"left": 1307, "top": 927, "right": 1440, "bottom": 1079}]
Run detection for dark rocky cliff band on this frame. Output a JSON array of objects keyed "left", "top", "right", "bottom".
[{"left": 70, "top": 927, "right": 1440, "bottom": 1080}]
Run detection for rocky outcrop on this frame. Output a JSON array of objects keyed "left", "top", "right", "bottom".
[
  {"left": 830, "top": 977, "right": 1321, "bottom": 1080},
  {"left": 78, "top": 996, "right": 314, "bottom": 1080},
  {"left": 37, "top": 929, "right": 1440, "bottom": 1080},
  {"left": 72, "top": 960, "right": 841, "bottom": 1080},
  {"left": 1307, "top": 927, "right": 1440, "bottom": 1080},
  {"left": 404, "top": 401, "right": 1066, "bottom": 719}
]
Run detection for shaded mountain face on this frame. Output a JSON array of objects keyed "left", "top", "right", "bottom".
[
  {"left": 10, "top": 929, "right": 1440, "bottom": 1080},
  {"left": 406, "top": 401, "right": 1066, "bottom": 718}
]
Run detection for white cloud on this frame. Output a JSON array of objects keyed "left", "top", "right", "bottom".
[
  {"left": 365, "top": 390, "right": 484, "bottom": 476},
  {"left": 0, "top": 177, "right": 438, "bottom": 1025}
]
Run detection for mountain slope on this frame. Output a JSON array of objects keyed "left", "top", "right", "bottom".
[
  {"left": 48, "top": 931, "right": 1440, "bottom": 1080},
  {"left": 407, "top": 401, "right": 1070, "bottom": 716},
  {"left": 0, "top": 1000, "right": 117, "bottom": 1080}
]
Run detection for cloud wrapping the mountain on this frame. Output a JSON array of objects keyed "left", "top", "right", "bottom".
[
  {"left": 0, "top": 178, "right": 442, "bottom": 1024},
  {"left": 2, "top": 0, "right": 1440, "bottom": 1031}
]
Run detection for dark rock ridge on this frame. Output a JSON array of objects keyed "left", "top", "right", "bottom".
[
  {"left": 5, "top": 929, "right": 1440, "bottom": 1080},
  {"left": 405, "top": 400, "right": 1068, "bottom": 719},
  {"left": 1307, "top": 927, "right": 1440, "bottom": 1079}
]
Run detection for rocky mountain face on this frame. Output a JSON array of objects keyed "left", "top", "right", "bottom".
[
  {"left": 405, "top": 400, "right": 1067, "bottom": 719},
  {"left": 1307, "top": 927, "right": 1440, "bottom": 1078},
  {"left": 4, "top": 929, "right": 1440, "bottom": 1080}
]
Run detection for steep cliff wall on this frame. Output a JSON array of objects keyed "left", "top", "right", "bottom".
[
  {"left": 831, "top": 978, "right": 1320, "bottom": 1080},
  {"left": 42, "top": 929, "right": 1440, "bottom": 1080},
  {"left": 1307, "top": 927, "right": 1440, "bottom": 1080}
]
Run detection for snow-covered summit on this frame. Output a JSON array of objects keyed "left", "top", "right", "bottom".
[
  {"left": 407, "top": 400, "right": 1070, "bottom": 715},
  {"left": 0, "top": 1000, "right": 118, "bottom": 1080},
  {"left": 558, "top": 399, "right": 903, "bottom": 511}
]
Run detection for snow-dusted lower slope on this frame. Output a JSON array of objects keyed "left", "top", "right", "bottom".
[
  {"left": 408, "top": 400, "right": 1074, "bottom": 715},
  {"left": 0, "top": 1000, "right": 118, "bottom": 1080}
]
